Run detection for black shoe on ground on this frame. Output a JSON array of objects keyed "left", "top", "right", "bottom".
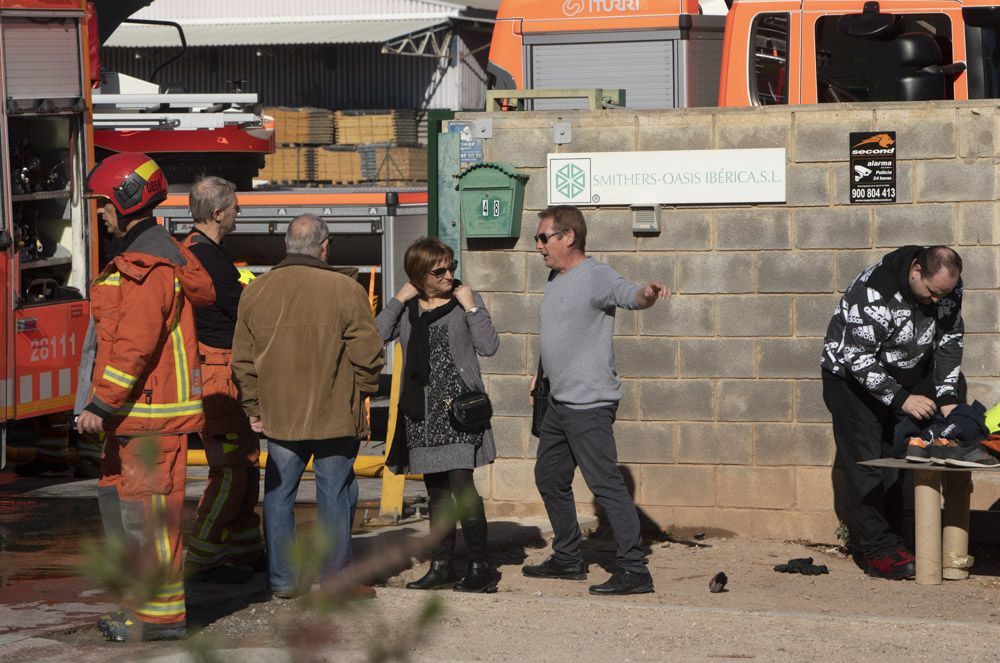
[
  {"left": 522, "top": 556, "right": 587, "bottom": 580},
  {"left": 104, "top": 616, "right": 187, "bottom": 642},
  {"left": 406, "top": 560, "right": 458, "bottom": 590},
  {"left": 189, "top": 564, "right": 255, "bottom": 584},
  {"left": 588, "top": 569, "right": 655, "bottom": 596},
  {"left": 14, "top": 458, "right": 69, "bottom": 477},
  {"left": 865, "top": 548, "right": 915, "bottom": 580},
  {"left": 272, "top": 588, "right": 306, "bottom": 600},
  {"left": 454, "top": 561, "right": 498, "bottom": 593}
]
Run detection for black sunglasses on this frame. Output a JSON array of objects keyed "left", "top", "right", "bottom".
[
  {"left": 533, "top": 230, "right": 565, "bottom": 244},
  {"left": 429, "top": 260, "right": 458, "bottom": 278}
]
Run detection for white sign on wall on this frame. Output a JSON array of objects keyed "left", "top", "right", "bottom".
[{"left": 547, "top": 148, "right": 786, "bottom": 206}]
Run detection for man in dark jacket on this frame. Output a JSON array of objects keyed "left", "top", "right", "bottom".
[{"left": 821, "top": 245, "right": 963, "bottom": 580}]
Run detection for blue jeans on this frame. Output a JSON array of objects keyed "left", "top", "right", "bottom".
[{"left": 263, "top": 437, "right": 360, "bottom": 593}]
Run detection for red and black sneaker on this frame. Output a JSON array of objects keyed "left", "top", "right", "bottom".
[{"left": 865, "top": 548, "right": 915, "bottom": 580}]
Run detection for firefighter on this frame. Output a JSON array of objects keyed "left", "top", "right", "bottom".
[
  {"left": 181, "top": 176, "right": 264, "bottom": 583},
  {"left": 77, "top": 152, "right": 215, "bottom": 642}
]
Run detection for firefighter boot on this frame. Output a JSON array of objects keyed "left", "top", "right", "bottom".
[
  {"left": 97, "top": 609, "right": 127, "bottom": 637},
  {"left": 103, "top": 614, "right": 187, "bottom": 642}
]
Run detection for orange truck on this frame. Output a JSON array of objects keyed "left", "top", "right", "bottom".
[
  {"left": 0, "top": 0, "right": 99, "bottom": 467},
  {"left": 487, "top": 0, "right": 1000, "bottom": 108}
]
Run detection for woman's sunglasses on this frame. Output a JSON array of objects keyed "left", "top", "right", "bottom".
[{"left": 429, "top": 260, "right": 458, "bottom": 278}]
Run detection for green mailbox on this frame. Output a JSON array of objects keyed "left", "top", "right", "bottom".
[{"left": 455, "top": 162, "right": 529, "bottom": 239}]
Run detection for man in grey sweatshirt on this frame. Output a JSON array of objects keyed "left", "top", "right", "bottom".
[{"left": 523, "top": 205, "right": 670, "bottom": 596}]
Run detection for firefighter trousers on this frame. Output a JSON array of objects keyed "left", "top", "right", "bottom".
[
  {"left": 186, "top": 343, "right": 263, "bottom": 571},
  {"left": 98, "top": 432, "right": 187, "bottom": 627}
]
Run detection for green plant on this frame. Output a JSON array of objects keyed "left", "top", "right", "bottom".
[{"left": 835, "top": 521, "right": 851, "bottom": 549}]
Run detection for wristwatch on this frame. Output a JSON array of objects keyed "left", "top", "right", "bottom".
[{"left": 465, "top": 306, "right": 479, "bottom": 314}]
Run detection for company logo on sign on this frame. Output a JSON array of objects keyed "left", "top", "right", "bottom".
[
  {"left": 851, "top": 133, "right": 895, "bottom": 155},
  {"left": 562, "top": 0, "right": 639, "bottom": 16},
  {"left": 556, "top": 163, "right": 587, "bottom": 199},
  {"left": 550, "top": 159, "right": 591, "bottom": 203}
]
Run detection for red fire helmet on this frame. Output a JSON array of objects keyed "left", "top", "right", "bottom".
[{"left": 85, "top": 152, "right": 168, "bottom": 217}]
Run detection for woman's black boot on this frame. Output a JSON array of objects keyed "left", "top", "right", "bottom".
[
  {"left": 453, "top": 561, "right": 497, "bottom": 593},
  {"left": 406, "top": 561, "right": 457, "bottom": 590}
]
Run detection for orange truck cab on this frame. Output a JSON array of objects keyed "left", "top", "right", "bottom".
[{"left": 488, "top": 0, "right": 1000, "bottom": 108}]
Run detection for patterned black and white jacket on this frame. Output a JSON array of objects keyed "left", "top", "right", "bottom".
[{"left": 821, "top": 245, "right": 963, "bottom": 409}]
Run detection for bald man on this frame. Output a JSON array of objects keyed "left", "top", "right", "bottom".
[
  {"left": 822, "top": 245, "right": 964, "bottom": 581},
  {"left": 231, "top": 214, "right": 384, "bottom": 599}
]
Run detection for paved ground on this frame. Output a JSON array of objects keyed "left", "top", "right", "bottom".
[{"left": 4, "top": 468, "right": 1000, "bottom": 662}]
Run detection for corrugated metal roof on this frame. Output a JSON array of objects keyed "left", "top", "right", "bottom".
[
  {"left": 101, "top": 31, "right": 490, "bottom": 111},
  {"left": 451, "top": 0, "right": 501, "bottom": 10},
  {"left": 124, "top": 0, "right": 478, "bottom": 20},
  {"left": 105, "top": 18, "right": 451, "bottom": 48}
]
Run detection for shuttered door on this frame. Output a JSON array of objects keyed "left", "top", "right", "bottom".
[
  {"left": 529, "top": 40, "right": 674, "bottom": 110},
  {"left": 3, "top": 18, "right": 83, "bottom": 109}
]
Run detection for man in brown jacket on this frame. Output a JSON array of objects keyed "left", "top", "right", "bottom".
[{"left": 232, "top": 213, "right": 384, "bottom": 599}]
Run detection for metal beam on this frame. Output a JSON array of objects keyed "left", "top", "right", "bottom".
[{"left": 381, "top": 23, "right": 452, "bottom": 58}]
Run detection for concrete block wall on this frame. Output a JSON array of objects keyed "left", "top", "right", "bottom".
[{"left": 454, "top": 100, "right": 1000, "bottom": 541}]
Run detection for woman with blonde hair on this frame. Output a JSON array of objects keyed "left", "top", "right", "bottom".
[{"left": 376, "top": 237, "right": 499, "bottom": 592}]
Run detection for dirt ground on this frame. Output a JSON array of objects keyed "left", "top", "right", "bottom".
[{"left": 23, "top": 528, "right": 1000, "bottom": 663}]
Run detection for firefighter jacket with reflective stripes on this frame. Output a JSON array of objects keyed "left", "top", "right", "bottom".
[
  {"left": 821, "top": 245, "right": 964, "bottom": 410},
  {"left": 86, "top": 223, "right": 216, "bottom": 435}
]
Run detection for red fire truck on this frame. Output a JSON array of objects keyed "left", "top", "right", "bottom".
[
  {"left": 0, "top": 0, "right": 280, "bottom": 468},
  {"left": 0, "top": 1, "right": 427, "bottom": 469},
  {"left": 89, "top": 0, "right": 274, "bottom": 189},
  {"left": 0, "top": 0, "right": 97, "bottom": 467}
]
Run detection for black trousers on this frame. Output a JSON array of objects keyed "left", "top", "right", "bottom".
[
  {"left": 534, "top": 399, "right": 646, "bottom": 574},
  {"left": 823, "top": 371, "right": 910, "bottom": 558},
  {"left": 424, "top": 468, "right": 488, "bottom": 563}
]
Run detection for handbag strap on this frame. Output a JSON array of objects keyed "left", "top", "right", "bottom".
[{"left": 533, "top": 357, "right": 547, "bottom": 396}]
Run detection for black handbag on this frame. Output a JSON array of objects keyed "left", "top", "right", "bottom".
[
  {"left": 531, "top": 360, "right": 550, "bottom": 438},
  {"left": 448, "top": 391, "right": 493, "bottom": 432}
]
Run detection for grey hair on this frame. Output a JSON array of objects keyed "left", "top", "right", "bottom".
[
  {"left": 189, "top": 176, "right": 236, "bottom": 223},
  {"left": 286, "top": 213, "right": 328, "bottom": 257}
]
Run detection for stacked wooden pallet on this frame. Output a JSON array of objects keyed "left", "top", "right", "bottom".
[
  {"left": 266, "top": 107, "right": 335, "bottom": 144},
  {"left": 259, "top": 145, "right": 314, "bottom": 183},
  {"left": 335, "top": 110, "right": 418, "bottom": 145},
  {"left": 359, "top": 144, "right": 428, "bottom": 183},
  {"left": 257, "top": 107, "right": 427, "bottom": 185},
  {"left": 314, "top": 146, "right": 363, "bottom": 184}
]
